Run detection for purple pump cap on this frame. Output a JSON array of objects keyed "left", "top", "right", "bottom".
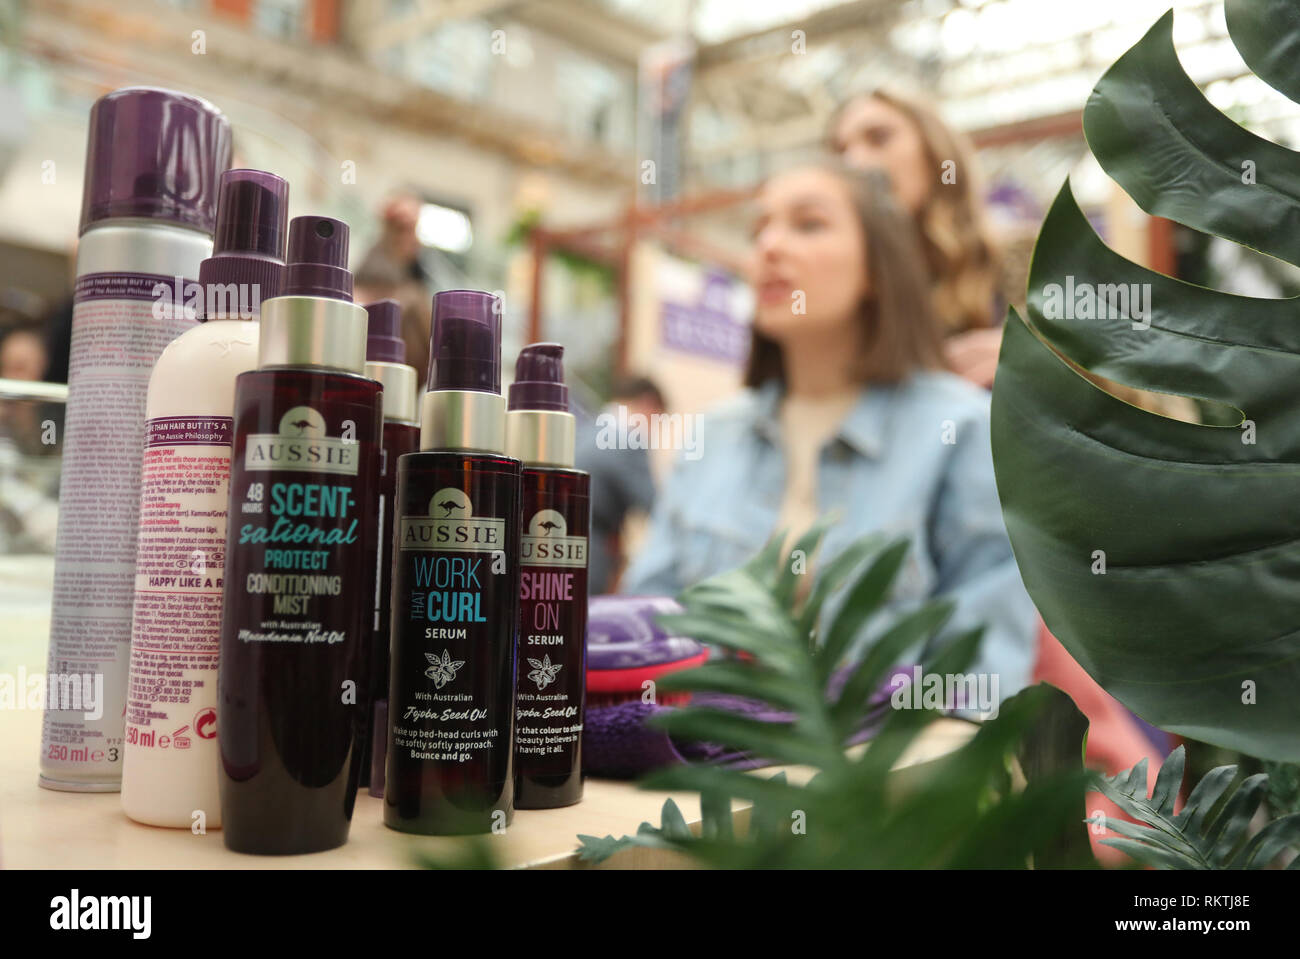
[
  {"left": 507, "top": 342, "right": 568, "bottom": 412},
  {"left": 79, "top": 87, "right": 232, "bottom": 236},
  {"left": 365, "top": 299, "right": 405, "bottom": 363},
  {"left": 429, "top": 290, "right": 501, "bottom": 393},
  {"left": 196, "top": 169, "right": 288, "bottom": 320},
  {"left": 280, "top": 216, "right": 352, "bottom": 300}
]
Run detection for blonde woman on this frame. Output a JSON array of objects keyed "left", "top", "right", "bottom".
[
  {"left": 831, "top": 88, "right": 1196, "bottom": 426},
  {"left": 833, "top": 95, "right": 1174, "bottom": 854},
  {"left": 830, "top": 89, "right": 1003, "bottom": 387}
]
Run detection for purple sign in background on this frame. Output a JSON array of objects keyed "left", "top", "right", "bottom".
[{"left": 660, "top": 268, "right": 750, "bottom": 363}]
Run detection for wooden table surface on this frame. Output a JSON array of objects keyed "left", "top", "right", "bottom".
[{"left": 0, "top": 556, "right": 976, "bottom": 869}]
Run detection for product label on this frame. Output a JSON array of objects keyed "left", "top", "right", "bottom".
[
  {"left": 520, "top": 509, "right": 588, "bottom": 568},
  {"left": 244, "top": 406, "right": 362, "bottom": 475},
  {"left": 385, "top": 460, "right": 519, "bottom": 830},
  {"left": 399, "top": 488, "right": 504, "bottom": 552},
  {"left": 393, "top": 488, "right": 504, "bottom": 764},
  {"left": 125, "top": 416, "right": 232, "bottom": 756},
  {"left": 515, "top": 507, "right": 588, "bottom": 763},
  {"left": 225, "top": 399, "right": 377, "bottom": 639},
  {"left": 217, "top": 383, "right": 379, "bottom": 801},
  {"left": 43, "top": 271, "right": 197, "bottom": 780}
]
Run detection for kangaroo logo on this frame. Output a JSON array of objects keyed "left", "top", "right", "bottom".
[
  {"left": 424, "top": 650, "right": 465, "bottom": 688},
  {"left": 430, "top": 487, "right": 471, "bottom": 519},
  {"left": 527, "top": 509, "right": 566, "bottom": 538},
  {"left": 278, "top": 406, "right": 326, "bottom": 437}
]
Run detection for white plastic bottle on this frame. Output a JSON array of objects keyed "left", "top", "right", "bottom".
[
  {"left": 121, "top": 170, "right": 289, "bottom": 827},
  {"left": 40, "top": 87, "right": 230, "bottom": 792}
]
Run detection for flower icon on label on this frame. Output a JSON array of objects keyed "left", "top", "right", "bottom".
[
  {"left": 424, "top": 650, "right": 465, "bottom": 688},
  {"left": 527, "top": 654, "right": 562, "bottom": 691}
]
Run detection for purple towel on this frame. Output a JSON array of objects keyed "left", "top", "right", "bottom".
[{"left": 582, "top": 666, "right": 913, "bottom": 777}]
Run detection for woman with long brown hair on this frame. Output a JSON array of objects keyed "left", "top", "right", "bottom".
[
  {"left": 830, "top": 89, "right": 1004, "bottom": 387},
  {"left": 622, "top": 162, "right": 1037, "bottom": 698},
  {"left": 830, "top": 94, "right": 1172, "bottom": 837}
]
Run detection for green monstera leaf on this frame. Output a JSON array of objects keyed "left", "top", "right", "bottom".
[{"left": 991, "top": 3, "right": 1300, "bottom": 761}]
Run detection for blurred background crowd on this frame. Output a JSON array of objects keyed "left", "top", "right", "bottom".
[{"left": 8, "top": 0, "right": 1299, "bottom": 561}]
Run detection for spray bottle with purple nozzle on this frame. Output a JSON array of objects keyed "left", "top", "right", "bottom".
[
  {"left": 506, "top": 343, "right": 590, "bottom": 809},
  {"left": 217, "top": 215, "right": 382, "bottom": 854},
  {"left": 384, "top": 290, "right": 522, "bottom": 835}
]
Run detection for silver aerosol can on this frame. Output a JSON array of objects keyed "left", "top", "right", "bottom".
[{"left": 40, "top": 87, "right": 231, "bottom": 792}]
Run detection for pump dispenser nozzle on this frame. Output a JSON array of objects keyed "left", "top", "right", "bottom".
[
  {"left": 365, "top": 299, "right": 406, "bottom": 364},
  {"left": 429, "top": 290, "right": 501, "bottom": 393},
  {"left": 258, "top": 215, "right": 367, "bottom": 373},
  {"left": 365, "top": 299, "right": 418, "bottom": 426},
  {"left": 419, "top": 290, "right": 506, "bottom": 454},
  {"left": 281, "top": 216, "right": 352, "bottom": 300},
  {"left": 505, "top": 343, "right": 575, "bottom": 467},
  {"left": 507, "top": 343, "right": 568, "bottom": 412},
  {"left": 197, "top": 169, "right": 289, "bottom": 320}
]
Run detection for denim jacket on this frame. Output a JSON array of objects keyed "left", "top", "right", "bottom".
[{"left": 620, "top": 372, "right": 1038, "bottom": 702}]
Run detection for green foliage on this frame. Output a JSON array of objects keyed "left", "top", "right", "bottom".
[
  {"left": 1088, "top": 745, "right": 1300, "bottom": 869},
  {"left": 412, "top": 836, "right": 501, "bottom": 870},
  {"left": 575, "top": 526, "right": 1095, "bottom": 869},
  {"left": 502, "top": 208, "right": 615, "bottom": 291},
  {"left": 990, "top": 1, "right": 1300, "bottom": 760},
  {"left": 1263, "top": 760, "right": 1300, "bottom": 820}
]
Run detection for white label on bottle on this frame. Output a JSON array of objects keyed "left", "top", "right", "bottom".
[
  {"left": 42, "top": 273, "right": 196, "bottom": 781},
  {"left": 124, "top": 417, "right": 233, "bottom": 755}
]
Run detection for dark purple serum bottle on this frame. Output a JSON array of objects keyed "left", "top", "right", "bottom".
[
  {"left": 506, "top": 344, "right": 590, "bottom": 808},
  {"left": 361, "top": 299, "right": 419, "bottom": 795},
  {"left": 217, "top": 216, "right": 382, "bottom": 855},
  {"left": 384, "top": 290, "right": 522, "bottom": 836}
]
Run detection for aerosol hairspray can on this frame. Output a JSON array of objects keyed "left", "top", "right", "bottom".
[{"left": 40, "top": 87, "right": 230, "bottom": 792}]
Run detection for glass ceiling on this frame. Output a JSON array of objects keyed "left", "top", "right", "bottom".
[{"left": 599, "top": 0, "right": 1295, "bottom": 141}]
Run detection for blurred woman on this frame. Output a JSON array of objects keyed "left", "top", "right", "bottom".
[
  {"left": 622, "top": 163, "right": 1038, "bottom": 698},
  {"left": 834, "top": 93, "right": 1171, "bottom": 836},
  {"left": 830, "top": 89, "right": 1003, "bottom": 387}
]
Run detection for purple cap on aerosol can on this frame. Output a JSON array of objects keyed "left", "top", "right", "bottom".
[
  {"left": 196, "top": 169, "right": 289, "bottom": 320},
  {"left": 79, "top": 86, "right": 232, "bottom": 235},
  {"left": 429, "top": 290, "right": 501, "bottom": 394},
  {"left": 507, "top": 343, "right": 568, "bottom": 412},
  {"left": 365, "top": 299, "right": 405, "bottom": 363},
  {"left": 281, "top": 216, "right": 352, "bottom": 300}
]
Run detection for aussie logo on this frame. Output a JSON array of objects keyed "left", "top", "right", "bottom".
[
  {"left": 521, "top": 509, "right": 587, "bottom": 568},
  {"left": 244, "top": 406, "right": 359, "bottom": 475},
  {"left": 400, "top": 487, "right": 504, "bottom": 552}
]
